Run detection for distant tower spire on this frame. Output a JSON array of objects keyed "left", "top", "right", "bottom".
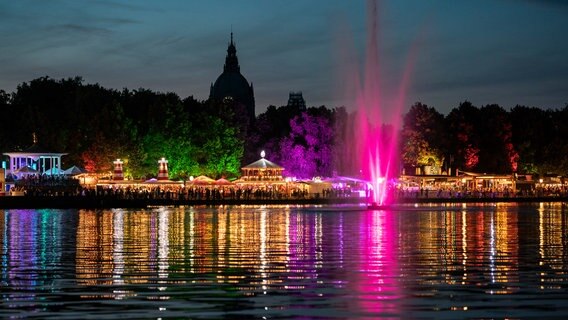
[
  {"left": 32, "top": 132, "right": 38, "bottom": 144},
  {"left": 210, "top": 31, "right": 256, "bottom": 124},
  {"left": 224, "top": 32, "right": 239, "bottom": 73}
]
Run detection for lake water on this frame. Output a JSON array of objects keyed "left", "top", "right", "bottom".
[{"left": 1, "top": 203, "right": 568, "bottom": 319}]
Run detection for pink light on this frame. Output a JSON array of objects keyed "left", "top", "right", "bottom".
[
  {"left": 353, "top": 210, "right": 400, "bottom": 314},
  {"left": 337, "top": 0, "right": 416, "bottom": 205}
]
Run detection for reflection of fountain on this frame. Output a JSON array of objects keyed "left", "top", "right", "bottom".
[
  {"left": 341, "top": 0, "right": 413, "bottom": 206},
  {"left": 355, "top": 210, "right": 400, "bottom": 314}
]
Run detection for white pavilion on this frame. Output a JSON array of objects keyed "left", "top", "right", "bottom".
[{"left": 3, "top": 141, "right": 67, "bottom": 177}]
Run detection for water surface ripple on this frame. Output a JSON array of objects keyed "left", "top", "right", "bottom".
[{"left": 1, "top": 203, "right": 568, "bottom": 319}]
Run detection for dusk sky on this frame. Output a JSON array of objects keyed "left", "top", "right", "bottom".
[{"left": 1, "top": 0, "right": 567, "bottom": 115}]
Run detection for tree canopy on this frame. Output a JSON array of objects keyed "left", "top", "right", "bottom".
[{"left": 1, "top": 76, "right": 567, "bottom": 179}]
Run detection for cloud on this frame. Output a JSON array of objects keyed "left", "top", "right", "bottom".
[
  {"left": 49, "top": 24, "right": 112, "bottom": 36},
  {"left": 91, "top": 0, "right": 159, "bottom": 12},
  {"left": 1, "top": 0, "right": 567, "bottom": 114}
]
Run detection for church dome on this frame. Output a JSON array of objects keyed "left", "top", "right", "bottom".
[
  {"left": 209, "top": 33, "right": 255, "bottom": 122},
  {"left": 211, "top": 72, "right": 252, "bottom": 104}
]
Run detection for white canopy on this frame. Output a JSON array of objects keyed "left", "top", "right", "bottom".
[
  {"left": 14, "top": 165, "right": 38, "bottom": 174},
  {"left": 44, "top": 167, "right": 65, "bottom": 175},
  {"left": 63, "top": 165, "right": 86, "bottom": 175}
]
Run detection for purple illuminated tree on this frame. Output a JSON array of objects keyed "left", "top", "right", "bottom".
[{"left": 279, "top": 112, "right": 333, "bottom": 179}]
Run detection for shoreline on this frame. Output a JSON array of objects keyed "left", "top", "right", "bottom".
[{"left": 1, "top": 195, "right": 567, "bottom": 209}]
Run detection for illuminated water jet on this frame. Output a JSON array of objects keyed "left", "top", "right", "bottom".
[{"left": 340, "top": 0, "right": 415, "bottom": 206}]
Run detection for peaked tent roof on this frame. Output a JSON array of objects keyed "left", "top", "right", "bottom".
[
  {"left": 191, "top": 175, "right": 215, "bottom": 185},
  {"left": 63, "top": 165, "right": 86, "bottom": 175},
  {"left": 242, "top": 158, "right": 283, "bottom": 170},
  {"left": 214, "top": 178, "right": 233, "bottom": 185},
  {"left": 14, "top": 165, "right": 38, "bottom": 174},
  {"left": 44, "top": 167, "right": 65, "bottom": 175}
]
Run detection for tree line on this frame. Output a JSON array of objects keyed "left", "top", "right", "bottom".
[
  {"left": 0, "top": 77, "right": 566, "bottom": 179},
  {"left": 401, "top": 101, "right": 568, "bottom": 176}
]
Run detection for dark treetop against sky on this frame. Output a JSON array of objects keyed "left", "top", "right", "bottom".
[{"left": 1, "top": 0, "right": 567, "bottom": 115}]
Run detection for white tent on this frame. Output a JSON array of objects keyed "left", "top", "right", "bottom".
[
  {"left": 43, "top": 167, "right": 65, "bottom": 175},
  {"left": 14, "top": 165, "right": 38, "bottom": 174},
  {"left": 63, "top": 165, "right": 86, "bottom": 175},
  {"left": 14, "top": 165, "right": 39, "bottom": 178}
]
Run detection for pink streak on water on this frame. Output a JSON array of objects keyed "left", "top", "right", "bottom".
[{"left": 355, "top": 210, "right": 400, "bottom": 316}]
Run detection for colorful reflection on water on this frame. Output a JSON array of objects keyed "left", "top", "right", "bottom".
[{"left": 1, "top": 203, "right": 568, "bottom": 319}]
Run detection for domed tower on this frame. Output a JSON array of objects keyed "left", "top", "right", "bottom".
[{"left": 209, "top": 33, "right": 256, "bottom": 123}]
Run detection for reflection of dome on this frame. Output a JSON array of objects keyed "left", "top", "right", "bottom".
[{"left": 209, "top": 33, "right": 255, "bottom": 122}]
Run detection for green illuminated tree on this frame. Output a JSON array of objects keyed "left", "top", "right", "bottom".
[
  {"left": 195, "top": 117, "right": 243, "bottom": 179},
  {"left": 401, "top": 102, "right": 446, "bottom": 170}
]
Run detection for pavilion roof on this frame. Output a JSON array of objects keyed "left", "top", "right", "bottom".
[
  {"left": 3, "top": 143, "right": 67, "bottom": 156},
  {"left": 242, "top": 158, "right": 283, "bottom": 170},
  {"left": 25, "top": 143, "right": 53, "bottom": 153}
]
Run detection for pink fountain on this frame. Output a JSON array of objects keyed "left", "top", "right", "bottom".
[{"left": 341, "top": 0, "right": 414, "bottom": 207}]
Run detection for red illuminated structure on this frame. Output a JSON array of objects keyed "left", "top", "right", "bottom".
[
  {"left": 113, "top": 159, "right": 124, "bottom": 181},
  {"left": 158, "top": 158, "right": 169, "bottom": 181}
]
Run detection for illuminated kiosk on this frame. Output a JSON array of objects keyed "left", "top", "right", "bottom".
[
  {"left": 95, "top": 158, "right": 135, "bottom": 186},
  {"left": 3, "top": 142, "right": 67, "bottom": 178},
  {"left": 157, "top": 157, "right": 168, "bottom": 180},
  {"left": 238, "top": 151, "right": 284, "bottom": 183},
  {"left": 233, "top": 151, "right": 290, "bottom": 196},
  {"left": 113, "top": 159, "right": 124, "bottom": 181},
  {"left": 143, "top": 158, "right": 182, "bottom": 185}
]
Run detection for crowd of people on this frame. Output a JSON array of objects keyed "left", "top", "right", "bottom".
[
  {"left": 7, "top": 180, "right": 333, "bottom": 201},
  {"left": 4, "top": 174, "right": 568, "bottom": 202}
]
